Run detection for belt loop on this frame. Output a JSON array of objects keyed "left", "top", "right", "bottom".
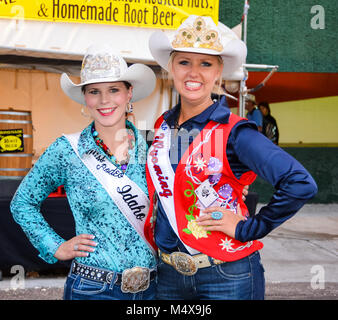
[
  {"left": 69, "top": 260, "right": 77, "bottom": 278},
  {"left": 69, "top": 260, "right": 75, "bottom": 274},
  {"left": 109, "top": 272, "right": 118, "bottom": 290},
  {"left": 207, "top": 255, "right": 214, "bottom": 266}
]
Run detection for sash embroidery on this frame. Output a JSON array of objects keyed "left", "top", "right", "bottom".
[{"left": 64, "top": 132, "right": 155, "bottom": 255}]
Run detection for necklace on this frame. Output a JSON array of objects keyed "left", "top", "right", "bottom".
[{"left": 91, "top": 123, "right": 135, "bottom": 172}]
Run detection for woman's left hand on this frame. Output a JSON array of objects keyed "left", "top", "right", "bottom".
[
  {"left": 242, "top": 185, "right": 249, "bottom": 201},
  {"left": 196, "top": 205, "right": 245, "bottom": 239}
]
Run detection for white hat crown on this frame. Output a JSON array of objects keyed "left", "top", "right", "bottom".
[
  {"left": 149, "top": 15, "right": 247, "bottom": 77},
  {"left": 60, "top": 43, "right": 156, "bottom": 105},
  {"left": 80, "top": 45, "right": 127, "bottom": 83},
  {"left": 170, "top": 16, "right": 237, "bottom": 54}
]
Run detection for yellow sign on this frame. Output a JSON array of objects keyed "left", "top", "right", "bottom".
[
  {"left": 0, "top": 129, "right": 24, "bottom": 153},
  {"left": 0, "top": 0, "right": 219, "bottom": 29}
]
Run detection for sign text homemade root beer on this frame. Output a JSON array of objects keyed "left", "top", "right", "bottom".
[{"left": 0, "top": 0, "right": 219, "bottom": 29}]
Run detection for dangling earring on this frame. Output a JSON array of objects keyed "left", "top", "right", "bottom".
[
  {"left": 81, "top": 105, "right": 90, "bottom": 118},
  {"left": 126, "top": 102, "right": 135, "bottom": 124},
  {"left": 126, "top": 102, "right": 133, "bottom": 114}
]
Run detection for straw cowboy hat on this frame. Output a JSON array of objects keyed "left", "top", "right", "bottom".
[
  {"left": 61, "top": 44, "right": 156, "bottom": 105},
  {"left": 245, "top": 94, "right": 256, "bottom": 104},
  {"left": 148, "top": 15, "right": 247, "bottom": 77}
]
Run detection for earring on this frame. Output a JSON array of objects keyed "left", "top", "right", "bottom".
[
  {"left": 126, "top": 102, "right": 133, "bottom": 114},
  {"left": 81, "top": 105, "right": 90, "bottom": 118},
  {"left": 126, "top": 102, "right": 135, "bottom": 124}
]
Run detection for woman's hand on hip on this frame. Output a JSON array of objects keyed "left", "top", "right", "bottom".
[
  {"left": 196, "top": 205, "right": 245, "bottom": 239},
  {"left": 242, "top": 185, "right": 249, "bottom": 201},
  {"left": 54, "top": 234, "right": 97, "bottom": 261}
]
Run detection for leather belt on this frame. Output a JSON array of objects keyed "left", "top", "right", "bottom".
[
  {"left": 72, "top": 261, "right": 156, "bottom": 293},
  {"left": 158, "top": 250, "right": 226, "bottom": 276}
]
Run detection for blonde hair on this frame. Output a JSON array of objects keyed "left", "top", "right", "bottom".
[{"left": 167, "top": 51, "right": 224, "bottom": 97}]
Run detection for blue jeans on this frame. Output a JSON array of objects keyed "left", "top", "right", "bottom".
[
  {"left": 63, "top": 266, "right": 156, "bottom": 300},
  {"left": 156, "top": 251, "right": 265, "bottom": 300}
]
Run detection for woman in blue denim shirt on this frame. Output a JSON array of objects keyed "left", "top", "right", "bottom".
[{"left": 10, "top": 44, "right": 158, "bottom": 300}]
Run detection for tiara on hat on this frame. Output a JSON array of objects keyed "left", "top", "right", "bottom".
[
  {"left": 81, "top": 53, "right": 122, "bottom": 83},
  {"left": 171, "top": 16, "right": 223, "bottom": 52}
]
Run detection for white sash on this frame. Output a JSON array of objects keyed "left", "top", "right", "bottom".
[
  {"left": 147, "top": 122, "right": 199, "bottom": 255},
  {"left": 64, "top": 132, "right": 155, "bottom": 255}
]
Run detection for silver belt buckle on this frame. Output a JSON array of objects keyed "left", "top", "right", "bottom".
[
  {"left": 170, "top": 252, "right": 198, "bottom": 276},
  {"left": 121, "top": 267, "right": 150, "bottom": 293}
]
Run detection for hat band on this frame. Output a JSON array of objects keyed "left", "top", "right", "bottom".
[{"left": 81, "top": 69, "right": 122, "bottom": 83}]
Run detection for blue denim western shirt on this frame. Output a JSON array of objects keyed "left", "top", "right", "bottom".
[
  {"left": 154, "top": 96, "right": 318, "bottom": 253},
  {"left": 247, "top": 107, "right": 263, "bottom": 128},
  {"left": 10, "top": 121, "right": 157, "bottom": 272}
]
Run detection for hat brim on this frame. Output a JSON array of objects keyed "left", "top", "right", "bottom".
[
  {"left": 60, "top": 63, "right": 156, "bottom": 105},
  {"left": 149, "top": 29, "right": 247, "bottom": 77}
]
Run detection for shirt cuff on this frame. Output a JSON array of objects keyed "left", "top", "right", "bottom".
[
  {"left": 235, "top": 219, "right": 246, "bottom": 242},
  {"left": 38, "top": 237, "right": 66, "bottom": 264}
]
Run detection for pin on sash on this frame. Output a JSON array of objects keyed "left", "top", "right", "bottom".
[{"left": 195, "top": 179, "right": 219, "bottom": 208}]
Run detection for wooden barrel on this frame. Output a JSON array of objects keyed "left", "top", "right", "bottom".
[{"left": 0, "top": 109, "right": 33, "bottom": 177}]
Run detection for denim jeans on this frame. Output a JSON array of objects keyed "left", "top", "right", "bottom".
[
  {"left": 156, "top": 251, "right": 265, "bottom": 300},
  {"left": 63, "top": 266, "right": 156, "bottom": 300}
]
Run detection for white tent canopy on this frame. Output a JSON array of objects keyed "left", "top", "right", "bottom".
[
  {"left": 0, "top": 18, "right": 245, "bottom": 78},
  {"left": 0, "top": 19, "right": 168, "bottom": 64}
]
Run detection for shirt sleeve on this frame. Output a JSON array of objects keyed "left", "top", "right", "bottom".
[
  {"left": 230, "top": 124, "right": 318, "bottom": 242},
  {"left": 10, "top": 137, "right": 68, "bottom": 264},
  {"left": 252, "top": 109, "right": 263, "bottom": 127}
]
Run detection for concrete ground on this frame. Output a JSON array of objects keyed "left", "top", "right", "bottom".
[
  {"left": 259, "top": 203, "right": 338, "bottom": 299},
  {"left": 0, "top": 204, "right": 337, "bottom": 300}
]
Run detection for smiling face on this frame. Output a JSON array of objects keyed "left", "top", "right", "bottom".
[
  {"left": 169, "top": 51, "right": 223, "bottom": 109},
  {"left": 83, "top": 81, "right": 132, "bottom": 131}
]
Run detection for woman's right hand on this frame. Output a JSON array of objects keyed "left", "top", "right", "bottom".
[{"left": 54, "top": 234, "right": 97, "bottom": 261}]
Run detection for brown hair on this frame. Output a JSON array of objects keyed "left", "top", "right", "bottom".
[
  {"left": 81, "top": 81, "right": 132, "bottom": 94},
  {"left": 258, "top": 101, "right": 271, "bottom": 115}
]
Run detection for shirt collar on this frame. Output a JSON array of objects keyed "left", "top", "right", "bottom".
[
  {"left": 77, "top": 122, "right": 96, "bottom": 157},
  {"left": 163, "top": 95, "right": 231, "bottom": 127}
]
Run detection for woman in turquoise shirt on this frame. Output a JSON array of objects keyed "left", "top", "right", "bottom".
[{"left": 10, "top": 44, "right": 157, "bottom": 300}]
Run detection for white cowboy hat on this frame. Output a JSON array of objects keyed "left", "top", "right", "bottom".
[
  {"left": 149, "top": 15, "right": 247, "bottom": 77},
  {"left": 61, "top": 44, "right": 156, "bottom": 105}
]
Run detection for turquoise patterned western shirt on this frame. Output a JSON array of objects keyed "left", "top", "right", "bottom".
[{"left": 10, "top": 121, "right": 157, "bottom": 272}]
